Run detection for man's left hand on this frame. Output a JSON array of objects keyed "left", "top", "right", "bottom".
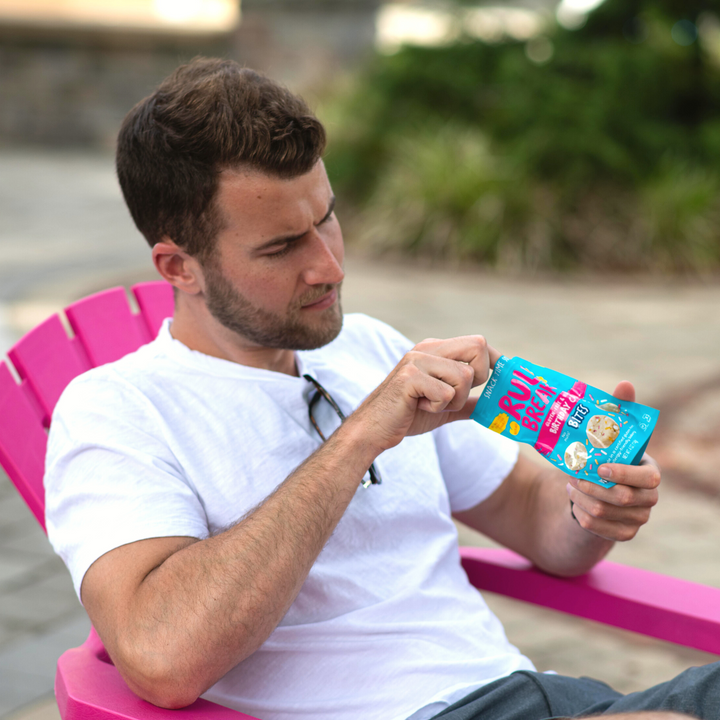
[{"left": 566, "top": 381, "right": 661, "bottom": 543}]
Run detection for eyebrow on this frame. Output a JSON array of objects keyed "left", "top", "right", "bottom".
[{"left": 255, "top": 196, "right": 336, "bottom": 252}]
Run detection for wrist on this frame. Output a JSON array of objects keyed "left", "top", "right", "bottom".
[{"left": 332, "top": 413, "right": 383, "bottom": 471}]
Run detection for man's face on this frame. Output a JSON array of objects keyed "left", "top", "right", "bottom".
[{"left": 199, "top": 161, "right": 345, "bottom": 351}]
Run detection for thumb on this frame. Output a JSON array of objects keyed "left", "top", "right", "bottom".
[
  {"left": 612, "top": 380, "right": 635, "bottom": 404},
  {"left": 488, "top": 345, "right": 502, "bottom": 369}
]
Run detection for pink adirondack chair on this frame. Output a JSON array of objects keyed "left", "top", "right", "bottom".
[{"left": 1, "top": 280, "right": 719, "bottom": 720}]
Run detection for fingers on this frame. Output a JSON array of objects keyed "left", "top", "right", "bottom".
[
  {"left": 568, "top": 501, "right": 650, "bottom": 542},
  {"left": 567, "top": 464, "right": 660, "bottom": 507},
  {"left": 404, "top": 335, "right": 500, "bottom": 415},
  {"left": 567, "top": 479, "right": 657, "bottom": 516},
  {"left": 403, "top": 352, "right": 475, "bottom": 413},
  {"left": 413, "top": 335, "right": 498, "bottom": 387},
  {"left": 612, "top": 380, "right": 635, "bottom": 404},
  {"left": 488, "top": 345, "right": 502, "bottom": 368},
  {"left": 350, "top": 335, "right": 499, "bottom": 453},
  {"left": 569, "top": 382, "right": 653, "bottom": 542},
  {"left": 595, "top": 456, "right": 661, "bottom": 489},
  {"left": 566, "top": 459, "right": 661, "bottom": 542}
]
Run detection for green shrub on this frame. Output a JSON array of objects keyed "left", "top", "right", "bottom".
[
  {"left": 641, "top": 159, "right": 720, "bottom": 271},
  {"left": 323, "top": 0, "right": 720, "bottom": 271},
  {"left": 352, "top": 125, "right": 532, "bottom": 265}
]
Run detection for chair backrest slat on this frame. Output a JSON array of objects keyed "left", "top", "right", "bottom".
[
  {"left": 7, "top": 314, "right": 91, "bottom": 427},
  {"left": 65, "top": 288, "right": 150, "bottom": 367},
  {"left": 132, "top": 282, "right": 174, "bottom": 339},
  {"left": 0, "top": 281, "right": 173, "bottom": 534},
  {"left": 0, "top": 361, "right": 48, "bottom": 529}
]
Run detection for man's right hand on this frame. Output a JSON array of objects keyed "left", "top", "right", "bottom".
[{"left": 346, "top": 335, "right": 500, "bottom": 455}]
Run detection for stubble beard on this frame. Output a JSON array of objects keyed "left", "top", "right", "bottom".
[{"left": 203, "top": 262, "right": 344, "bottom": 351}]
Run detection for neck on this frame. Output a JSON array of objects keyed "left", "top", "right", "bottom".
[{"left": 168, "top": 293, "right": 298, "bottom": 376}]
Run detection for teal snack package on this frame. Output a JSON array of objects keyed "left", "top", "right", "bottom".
[{"left": 471, "top": 356, "right": 659, "bottom": 488}]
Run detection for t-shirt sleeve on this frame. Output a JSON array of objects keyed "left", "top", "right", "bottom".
[
  {"left": 338, "top": 313, "right": 415, "bottom": 371},
  {"left": 44, "top": 370, "right": 210, "bottom": 601},
  {"left": 433, "top": 420, "right": 519, "bottom": 513}
]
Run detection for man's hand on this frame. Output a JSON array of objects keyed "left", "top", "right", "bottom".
[
  {"left": 347, "top": 336, "right": 499, "bottom": 455},
  {"left": 456, "top": 380, "right": 660, "bottom": 577},
  {"left": 566, "top": 381, "right": 661, "bottom": 543}
]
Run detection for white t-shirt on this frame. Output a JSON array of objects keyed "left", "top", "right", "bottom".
[{"left": 45, "top": 313, "right": 534, "bottom": 720}]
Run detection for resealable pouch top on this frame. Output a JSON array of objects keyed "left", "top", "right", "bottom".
[{"left": 471, "top": 355, "right": 660, "bottom": 488}]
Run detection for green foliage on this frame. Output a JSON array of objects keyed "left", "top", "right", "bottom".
[
  {"left": 641, "top": 159, "right": 720, "bottom": 271},
  {"left": 324, "top": 0, "right": 720, "bottom": 271},
  {"left": 354, "top": 125, "right": 531, "bottom": 264}
]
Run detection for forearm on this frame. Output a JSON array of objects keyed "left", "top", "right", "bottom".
[
  {"left": 526, "top": 464, "right": 614, "bottom": 577},
  {"left": 456, "top": 455, "right": 614, "bottom": 579},
  {"left": 116, "top": 418, "right": 375, "bottom": 707}
]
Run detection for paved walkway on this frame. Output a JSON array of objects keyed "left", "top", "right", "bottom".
[{"left": 1, "top": 149, "right": 719, "bottom": 718}]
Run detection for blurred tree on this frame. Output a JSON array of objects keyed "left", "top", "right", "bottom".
[
  {"left": 323, "top": 0, "right": 720, "bottom": 271},
  {"left": 578, "top": 0, "right": 718, "bottom": 127},
  {"left": 586, "top": 1, "right": 717, "bottom": 30}
]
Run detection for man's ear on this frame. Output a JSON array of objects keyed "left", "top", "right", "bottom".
[{"left": 152, "top": 239, "right": 203, "bottom": 295}]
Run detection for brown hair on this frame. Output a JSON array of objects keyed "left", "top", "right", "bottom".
[{"left": 116, "top": 57, "right": 326, "bottom": 260}]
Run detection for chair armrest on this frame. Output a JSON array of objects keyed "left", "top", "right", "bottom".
[
  {"left": 460, "top": 546, "right": 720, "bottom": 655},
  {"left": 56, "top": 628, "right": 260, "bottom": 720}
]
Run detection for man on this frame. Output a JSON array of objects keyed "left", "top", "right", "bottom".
[{"left": 45, "top": 58, "right": 714, "bottom": 720}]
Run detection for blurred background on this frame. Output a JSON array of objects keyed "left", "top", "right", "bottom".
[
  {"left": 1, "top": 1, "right": 720, "bottom": 718},
  {"left": 2, "top": 0, "right": 720, "bottom": 272}
]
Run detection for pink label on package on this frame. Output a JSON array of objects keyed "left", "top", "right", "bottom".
[{"left": 534, "top": 381, "right": 587, "bottom": 456}]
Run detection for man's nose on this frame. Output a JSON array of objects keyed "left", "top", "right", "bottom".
[{"left": 303, "top": 230, "right": 344, "bottom": 286}]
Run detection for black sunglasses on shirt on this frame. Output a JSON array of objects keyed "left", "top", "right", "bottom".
[{"left": 303, "top": 374, "right": 382, "bottom": 488}]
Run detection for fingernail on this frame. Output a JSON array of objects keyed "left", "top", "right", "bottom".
[
  {"left": 598, "top": 465, "right": 612, "bottom": 479},
  {"left": 565, "top": 483, "right": 572, "bottom": 496}
]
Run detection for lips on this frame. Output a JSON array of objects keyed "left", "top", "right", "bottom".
[{"left": 301, "top": 288, "right": 337, "bottom": 310}]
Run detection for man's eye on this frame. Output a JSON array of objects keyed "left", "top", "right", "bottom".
[{"left": 266, "top": 244, "right": 291, "bottom": 258}]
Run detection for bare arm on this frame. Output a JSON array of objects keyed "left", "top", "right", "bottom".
[
  {"left": 455, "top": 382, "right": 661, "bottom": 577},
  {"left": 82, "top": 420, "right": 375, "bottom": 708},
  {"left": 81, "top": 336, "right": 494, "bottom": 708}
]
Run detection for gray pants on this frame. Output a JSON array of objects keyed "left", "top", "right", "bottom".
[{"left": 430, "top": 664, "right": 720, "bottom": 719}]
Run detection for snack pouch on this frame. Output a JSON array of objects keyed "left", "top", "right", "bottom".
[{"left": 471, "top": 356, "right": 659, "bottom": 488}]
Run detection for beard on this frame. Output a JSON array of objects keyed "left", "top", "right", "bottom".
[{"left": 202, "top": 263, "right": 344, "bottom": 351}]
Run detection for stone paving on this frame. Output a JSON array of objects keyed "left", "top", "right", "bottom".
[{"left": 1, "top": 149, "right": 720, "bottom": 717}]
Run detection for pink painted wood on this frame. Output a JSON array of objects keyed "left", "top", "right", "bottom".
[
  {"left": 1, "top": 282, "right": 718, "bottom": 720},
  {"left": 65, "top": 287, "right": 152, "bottom": 367},
  {"left": 56, "top": 628, "right": 259, "bottom": 720},
  {"left": 460, "top": 546, "right": 720, "bottom": 656},
  {"left": 7, "top": 314, "right": 90, "bottom": 428},
  {"left": 0, "top": 361, "right": 48, "bottom": 529},
  {"left": 0, "top": 282, "right": 172, "bottom": 533},
  {"left": 132, "top": 281, "right": 175, "bottom": 338}
]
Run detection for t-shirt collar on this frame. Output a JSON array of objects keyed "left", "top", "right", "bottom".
[{"left": 154, "top": 318, "right": 325, "bottom": 382}]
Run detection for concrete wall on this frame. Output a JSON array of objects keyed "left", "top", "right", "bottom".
[
  {"left": 0, "top": 23, "right": 235, "bottom": 149},
  {"left": 0, "top": 0, "right": 381, "bottom": 148},
  {"left": 237, "top": 0, "right": 381, "bottom": 91}
]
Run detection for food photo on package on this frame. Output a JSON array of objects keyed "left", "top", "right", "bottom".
[{"left": 471, "top": 356, "right": 660, "bottom": 488}]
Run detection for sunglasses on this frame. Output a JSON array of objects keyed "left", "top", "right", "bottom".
[{"left": 303, "top": 374, "right": 382, "bottom": 488}]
